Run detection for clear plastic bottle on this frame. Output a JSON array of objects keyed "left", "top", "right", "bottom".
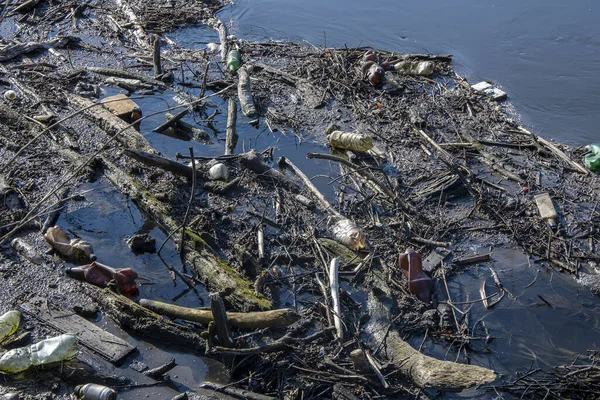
[
  {"left": 327, "top": 130, "right": 373, "bottom": 152},
  {"left": 0, "top": 310, "right": 21, "bottom": 342},
  {"left": 0, "top": 333, "right": 78, "bottom": 373}
]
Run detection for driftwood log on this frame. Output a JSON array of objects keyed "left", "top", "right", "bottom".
[
  {"left": 363, "top": 270, "right": 496, "bottom": 391},
  {"left": 88, "top": 286, "right": 205, "bottom": 351},
  {"left": 69, "top": 94, "right": 271, "bottom": 311},
  {"left": 140, "top": 299, "right": 300, "bottom": 329}
]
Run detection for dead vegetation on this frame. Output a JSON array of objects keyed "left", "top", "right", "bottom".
[{"left": 0, "top": 0, "right": 598, "bottom": 399}]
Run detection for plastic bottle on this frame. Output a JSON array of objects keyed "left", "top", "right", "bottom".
[
  {"left": 329, "top": 216, "right": 367, "bottom": 250},
  {"left": 226, "top": 49, "right": 242, "bottom": 73},
  {"left": 399, "top": 249, "right": 433, "bottom": 302},
  {"left": 0, "top": 333, "right": 78, "bottom": 373},
  {"left": 66, "top": 261, "right": 138, "bottom": 297},
  {"left": 327, "top": 130, "right": 374, "bottom": 152},
  {"left": 0, "top": 310, "right": 21, "bottom": 342},
  {"left": 74, "top": 383, "right": 117, "bottom": 400},
  {"left": 393, "top": 60, "right": 434, "bottom": 76},
  {"left": 585, "top": 144, "right": 600, "bottom": 172}
]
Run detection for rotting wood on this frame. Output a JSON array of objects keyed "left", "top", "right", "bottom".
[
  {"left": 139, "top": 299, "right": 300, "bottom": 329},
  {"left": 0, "top": 36, "right": 74, "bottom": 62},
  {"left": 153, "top": 109, "right": 188, "bottom": 134},
  {"left": 124, "top": 149, "right": 202, "bottom": 180},
  {"left": 88, "top": 286, "right": 205, "bottom": 351},
  {"left": 364, "top": 270, "right": 496, "bottom": 390},
  {"left": 225, "top": 97, "right": 238, "bottom": 155},
  {"left": 239, "top": 150, "right": 300, "bottom": 193},
  {"left": 20, "top": 299, "right": 137, "bottom": 364},
  {"left": 210, "top": 294, "right": 233, "bottom": 347},
  {"left": 115, "top": 0, "right": 150, "bottom": 50},
  {"left": 517, "top": 126, "right": 588, "bottom": 174},
  {"left": 67, "top": 96, "right": 271, "bottom": 311},
  {"left": 165, "top": 112, "right": 210, "bottom": 141}
]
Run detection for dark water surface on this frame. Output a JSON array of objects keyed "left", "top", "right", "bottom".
[{"left": 221, "top": 0, "right": 600, "bottom": 146}]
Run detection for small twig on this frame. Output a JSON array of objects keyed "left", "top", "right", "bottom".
[{"left": 179, "top": 147, "right": 197, "bottom": 261}]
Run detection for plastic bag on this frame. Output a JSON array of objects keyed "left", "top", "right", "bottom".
[
  {"left": 585, "top": 143, "right": 600, "bottom": 173},
  {"left": 393, "top": 60, "right": 434, "bottom": 76},
  {"left": 0, "top": 333, "right": 78, "bottom": 373},
  {"left": 0, "top": 310, "right": 21, "bottom": 342}
]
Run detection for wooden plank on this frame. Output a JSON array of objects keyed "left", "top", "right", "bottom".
[{"left": 19, "top": 299, "right": 137, "bottom": 365}]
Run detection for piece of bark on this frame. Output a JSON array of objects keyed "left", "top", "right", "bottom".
[
  {"left": 139, "top": 299, "right": 299, "bottom": 329},
  {"left": 210, "top": 295, "right": 233, "bottom": 347},
  {"left": 329, "top": 257, "right": 344, "bottom": 340}
]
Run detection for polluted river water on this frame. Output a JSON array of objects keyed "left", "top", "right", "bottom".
[
  {"left": 62, "top": 53, "right": 600, "bottom": 400},
  {"left": 2, "top": 1, "right": 598, "bottom": 398}
]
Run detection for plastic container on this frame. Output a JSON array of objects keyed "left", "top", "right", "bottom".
[
  {"left": 585, "top": 143, "right": 600, "bottom": 173},
  {"left": 0, "top": 310, "right": 21, "bottom": 342},
  {"left": 329, "top": 217, "right": 367, "bottom": 250},
  {"left": 208, "top": 163, "right": 229, "bottom": 181},
  {"left": 3, "top": 90, "right": 17, "bottom": 101},
  {"left": 0, "top": 333, "right": 78, "bottom": 373},
  {"left": 399, "top": 249, "right": 433, "bottom": 302},
  {"left": 66, "top": 261, "right": 138, "bottom": 297},
  {"left": 75, "top": 383, "right": 117, "bottom": 400},
  {"left": 327, "top": 130, "right": 373, "bottom": 152},
  {"left": 226, "top": 49, "right": 242, "bottom": 73}
]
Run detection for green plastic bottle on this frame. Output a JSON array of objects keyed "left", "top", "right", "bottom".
[
  {"left": 585, "top": 143, "right": 600, "bottom": 173},
  {"left": 226, "top": 49, "right": 242, "bottom": 73}
]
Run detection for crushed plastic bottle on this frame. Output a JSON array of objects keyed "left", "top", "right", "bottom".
[
  {"left": 0, "top": 310, "right": 21, "bottom": 342},
  {"left": 66, "top": 261, "right": 138, "bottom": 297},
  {"left": 327, "top": 130, "right": 374, "bottom": 152},
  {"left": 584, "top": 143, "right": 600, "bottom": 173},
  {"left": 329, "top": 216, "right": 367, "bottom": 250},
  {"left": 44, "top": 226, "right": 96, "bottom": 263},
  {"left": 0, "top": 333, "right": 78, "bottom": 373},
  {"left": 226, "top": 49, "right": 242, "bottom": 73},
  {"left": 75, "top": 383, "right": 117, "bottom": 400},
  {"left": 393, "top": 60, "right": 434, "bottom": 76},
  {"left": 399, "top": 248, "right": 433, "bottom": 302}
]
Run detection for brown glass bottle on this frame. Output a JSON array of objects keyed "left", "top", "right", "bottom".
[
  {"left": 399, "top": 248, "right": 433, "bottom": 303},
  {"left": 66, "top": 261, "right": 138, "bottom": 297}
]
